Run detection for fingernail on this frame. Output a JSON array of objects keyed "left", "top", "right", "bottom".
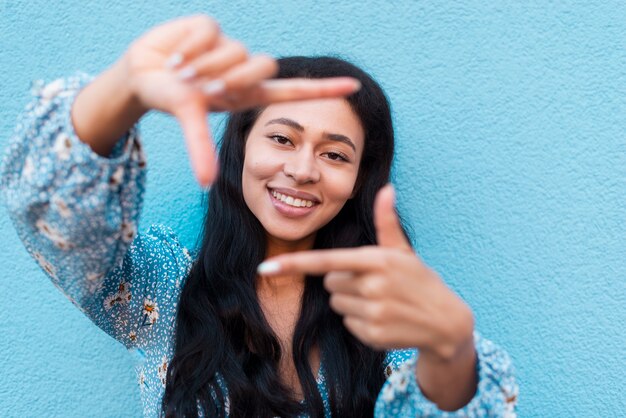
[
  {"left": 257, "top": 261, "right": 281, "bottom": 274},
  {"left": 165, "top": 53, "right": 183, "bottom": 69},
  {"left": 202, "top": 79, "right": 226, "bottom": 96},
  {"left": 352, "top": 80, "right": 362, "bottom": 91},
  {"left": 176, "top": 66, "right": 196, "bottom": 81}
]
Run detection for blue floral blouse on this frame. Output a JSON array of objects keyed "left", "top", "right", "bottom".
[{"left": 0, "top": 74, "right": 518, "bottom": 417}]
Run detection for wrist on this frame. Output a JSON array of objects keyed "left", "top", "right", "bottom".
[
  {"left": 416, "top": 333, "right": 477, "bottom": 411},
  {"left": 112, "top": 54, "right": 149, "bottom": 118},
  {"left": 72, "top": 57, "right": 148, "bottom": 156},
  {"left": 423, "top": 305, "right": 475, "bottom": 363},
  {"left": 414, "top": 306, "right": 477, "bottom": 411},
  {"left": 421, "top": 332, "right": 474, "bottom": 365}
]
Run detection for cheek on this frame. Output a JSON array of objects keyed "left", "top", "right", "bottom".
[
  {"left": 243, "top": 155, "right": 277, "bottom": 183},
  {"left": 241, "top": 153, "right": 278, "bottom": 205},
  {"left": 243, "top": 140, "right": 281, "bottom": 178},
  {"left": 325, "top": 169, "right": 360, "bottom": 203}
]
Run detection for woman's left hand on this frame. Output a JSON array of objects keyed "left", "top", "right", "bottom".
[{"left": 257, "top": 184, "right": 475, "bottom": 361}]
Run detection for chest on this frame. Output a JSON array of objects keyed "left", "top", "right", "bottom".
[{"left": 259, "top": 295, "right": 320, "bottom": 398}]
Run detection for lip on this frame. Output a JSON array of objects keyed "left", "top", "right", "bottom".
[
  {"left": 268, "top": 187, "right": 321, "bottom": 203},
  {"left": 267, "top": 188, "right": 319, "bottom": 218}
]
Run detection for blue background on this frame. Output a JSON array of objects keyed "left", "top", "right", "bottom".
[{"left": 1, "top": 1, "right": 625, "bottom": 416}]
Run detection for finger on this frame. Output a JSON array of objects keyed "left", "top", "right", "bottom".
[
  {"left": 332, "top": 294, "right": 401, "bottom": 325},
  {"left": 165, "top": 15, "right": 221, "bottom": 69},
  {"left": 329, "top": 293, "right": 369, "bottom": 318},
  {"left": 252, "top": 77, "right": 361, "bottom": 104},
  {"left": 195, "top": 76, "right": 363, "bottom": 113},
  {"left": 324, "top": 271, "right": 359, "bottom": 295},
  {"left": 177, "top": 39, "right": 248, "bottom": 81},
  {"left": 343, "top": 316, "right": 387, "bottom": 349},
  {"left": 173, "top": 101, "right": 218, "bottom": 186},
  {"left": 257, "top": 247, "right": 386, "bottom": 276},
  {"left": 327, "top": 271, "right": 394, "bottom": 300},
  {"left": 346, "top": 316, "right": 429, "bottom": 350},
  {"left": 374, "top": 184, "right": 412, "bottom": 250},
  {"left": 202, "top": 54, "right": 278, "bottom": 95},
  {"left": 140, "top": 15, "right": 204, "bottom": 52}
]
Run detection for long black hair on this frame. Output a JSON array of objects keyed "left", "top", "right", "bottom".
[{"left": 162, "top": 56, "right": 399, "bottom": 417}]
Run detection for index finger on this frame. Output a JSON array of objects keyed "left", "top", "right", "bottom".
[
  {"left": 257, "top": 247, "right": 383, "bottom": 276},
  {"left": 174, "top": 101, "right": 218, "bottom": 186},
  {"left": 253, "top": 77, "right": 361, "bottom": 105}
]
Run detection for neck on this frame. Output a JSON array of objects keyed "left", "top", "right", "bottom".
[{"left": 256, "top": 233, "right": 315, "bottom": 300}]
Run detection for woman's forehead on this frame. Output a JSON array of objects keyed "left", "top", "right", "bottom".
[{"left": 254, "top": 98, "right": 364, "bottom": 141}]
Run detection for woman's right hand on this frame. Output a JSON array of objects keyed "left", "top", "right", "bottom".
[{"left": 120, "top": 15, "right": 360, "bottom": 185}]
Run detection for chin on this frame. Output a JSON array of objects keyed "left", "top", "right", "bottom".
[{"left": 264, "top": 224, "right": 316, "bottom": 245}]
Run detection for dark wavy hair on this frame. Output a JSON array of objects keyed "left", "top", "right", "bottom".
[{"left": 162, "top": 56, "right": 399, "bottom": 417}]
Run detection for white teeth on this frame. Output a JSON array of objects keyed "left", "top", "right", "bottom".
[{"left": 271, "top": 190, "right": 315, "bottom": 208}]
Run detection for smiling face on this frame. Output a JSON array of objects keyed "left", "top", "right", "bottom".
[{"left": 242, "top": 98, "right": 365, "bottom": 253}]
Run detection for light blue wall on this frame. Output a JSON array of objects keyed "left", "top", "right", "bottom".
[{"left": 1, "top": 1, "right": 624, "bottom": 416}]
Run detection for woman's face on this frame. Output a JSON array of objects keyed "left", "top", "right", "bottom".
[{"left": 242, "top": 98, "right": 365, "bottom": 249}]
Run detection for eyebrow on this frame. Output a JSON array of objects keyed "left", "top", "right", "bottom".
[{"left": 265, "top": 117, "right": 357, "bottom": 152}]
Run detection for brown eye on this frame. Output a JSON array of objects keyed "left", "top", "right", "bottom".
[
  {"left": 324, "top": 152, "right": 348, "bottom": 162},
  {"left": 269, "top": 134, "right": 292, "bottom": 145}
]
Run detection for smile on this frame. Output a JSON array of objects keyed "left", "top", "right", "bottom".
[
  {"left": 267, "top": 188, "right": 319, "bottom": 218},
  {"left": 271, "top": 190, "right": 314, "bottom": 207}
]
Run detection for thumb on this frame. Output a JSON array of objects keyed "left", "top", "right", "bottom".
[
  {"left": 374, "top": 184, "right": 411, "bottom": 250},
  {"left": 174, "top": 102, "right": 219, "bottom": 187}
]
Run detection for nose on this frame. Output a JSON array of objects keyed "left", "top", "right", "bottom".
[{"left": 283, "top": 148, "right": 320, "bottom": 184}]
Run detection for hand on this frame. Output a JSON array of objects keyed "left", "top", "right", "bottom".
[
  {"left": 257, "top": 184, "right": 475, "bottom": 361},
  {"left": 122, "top": 15, "right": 361, "bottom": 186}
]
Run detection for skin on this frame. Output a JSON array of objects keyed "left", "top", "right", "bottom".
[
  {"left": 260, "top": 185, "right": 479, "bottom": 411},
  {"left": 242, "top": 99, "right": 364, "bottom": 249},
  {"left": 242, "top": 99, "right": 364, "bottom": 397},
  {"left": 245, "top": 100, "right": 478, "bottom": 410},
  {"left": 71, "top": 13, "right": 478, "bottom": 412},
  {"left": 72, "top": 15, "right": 361, "bottom": 185}
]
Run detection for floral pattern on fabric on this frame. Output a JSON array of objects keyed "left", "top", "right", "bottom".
[
  {"left": 376, "top": 335, "right": 518, "bottom": 417},
  {"left": 1, "top": 75, "right": 518, "bottom": 417}
]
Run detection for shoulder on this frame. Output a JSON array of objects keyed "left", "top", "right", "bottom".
[
  {"left": 132, "top": 224, "right": 193, "bottom": 259},
  {"left": 123, "top": 223, "right": 195, "bottom": 287}
]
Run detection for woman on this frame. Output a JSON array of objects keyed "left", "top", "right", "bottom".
[{"left": 1, "top": 15, "right": 517, "bottom": 417}]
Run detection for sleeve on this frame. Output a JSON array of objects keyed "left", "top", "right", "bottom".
[
  {"left": 375, "top": 332, "right": 518, "bottom": 417},
  {"left": 0, "top": 73, "right": 175, "bottom": 349}
]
